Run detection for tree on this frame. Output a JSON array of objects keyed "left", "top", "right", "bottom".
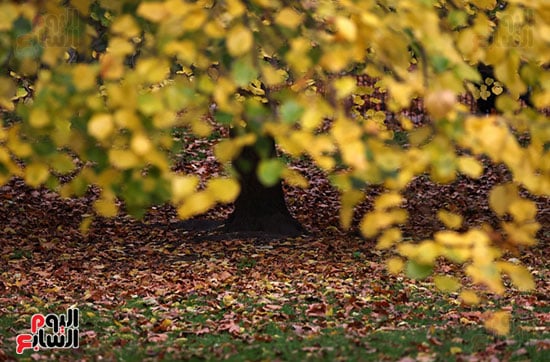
[
  {"left": 226, "top": 134, "right": 305, "bottom": 236},
  {"left": 1, "top": 0, "right": 548, "bottom": 334}
]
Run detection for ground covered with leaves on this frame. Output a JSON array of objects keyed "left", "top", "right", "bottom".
[
  {"left": 0, "top": 119, "right": 550, "bottom": 361},
  {"left": 1, "top": 126, "right": 549, "bottom": 361}
]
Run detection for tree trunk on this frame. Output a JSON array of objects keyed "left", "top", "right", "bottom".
[{"left": 224, "top": 137, "right": 305, "bottom": 237}]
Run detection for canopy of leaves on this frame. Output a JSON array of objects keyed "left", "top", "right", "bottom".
[{"left": 0, "top": 0, "right": 549, "bottom": 333}]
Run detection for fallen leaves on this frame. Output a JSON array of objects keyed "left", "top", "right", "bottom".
[
  {"left": 484, "top": 310, "right": 511, "bottom": 336},
  {"left": 0, "top": 121, "right": 548, "bottom": 360}
]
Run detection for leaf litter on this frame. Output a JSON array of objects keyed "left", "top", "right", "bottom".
[{"left": 0, "top": 121, "right": 548, "bottom": 361}]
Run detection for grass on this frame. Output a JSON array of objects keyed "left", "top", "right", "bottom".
[{"left": 2, "top": 291, "right": 548, "bottom": 361}]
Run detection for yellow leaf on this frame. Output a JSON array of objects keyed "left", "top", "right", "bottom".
[
  {"left": 408, "top": 126, "right": 432, "bottom": 146},
  {"left": 164, "top": 40, "right": 197, "bottom": 65},
  {"left": 207, "top": 178, "right": 240, "bottom": 203},
  {"left": 109, "top": 149, "right": 139, "bottom": 169},
  {"left": 0, "top": 76, "right": 16, "bottom": 102},
  {"left": 29, "top": 108, "right": 50, "bottom": 128},
  {"left": 71, "top": 0, "right": 92, "bottom": 15},
  {"left": 136, "top": 58, "right": 170, "bottom": 84},
  {"left": 466, "top": 263, "right": 504, "bottom": 294},
  {"left": 143, "top": 150, "right": 169, "bottom": 172},
  {"left": 226, "top": 25, "right": 253, "bottom": 56},
  {"left": 502, "top": 221, "right": 540, "bottom": 246},
  {"left": 138, "top": 93, "right": 164, "bottom": 115},
  {"left": 489, "top": 183, "right": 517, "bottom": 216},
  {"left": 320, "top": 48, "right": 351, "bottom": 73},
  {"left": 38, "top": 50, "right": 57, "bottom": 70},
  {"left": 399, "top": 116, "right": 414, "bottom": 131},
  {"left": 498, "top": 262, "right": 535, "bottom": 291},
  {"left": 226, "top": 0, "right": 245, "bottom": 17},
  {"left": 111, "top": 14, "right": 141, "bottom": 38},
  {"left": 458, "top": 156, "right": 483, "bottom": 179},
  {"left": 335, "top": 16, "right": 357, "bottom": 42},
  {"left": 339, "top": 189, "right": 364, "bottom": 230},
  {"left": 434, "top": 275, "right": 461, "bottom": 293},
  {"left": 360, "top": 211, "right": 389, "bottom": 238},
  {"left": 25, "top": 163, "right": 49, "bottom": 187},
  {"left": 282, "top": 168, "right": 309, "bottom": 188},
  {"left": 79, "top": 216, "right": 93, "bottom": 235},
  {"left": 51, "top": 153, "right": 75, "bottom": 173},
  {"left": 131, "top": 133, "right": 152, "bottom": 156},
  {"left": 114, "top": 109, "right": 140, "bottom": 129},
  {"left": 508, "top": 199, "right": 537, "bottom": 223},
  {"left": 360, "top": 209, "right": 407, "bottom": 238},
  {"left": 457, "top": 28, "right": 479, "bottom": 58},
  {"left": 435, "top": 230, "right": 465, "bottom": 246},
  {"left": 376, "top": 228, "right": 402, "bottom": 249},
  {"left": 275, "top": 7, "right": 303, "bottom": 29},
  {"left": 386, "top": 257, "right": 404, "bottom": 275},
  {"left": 191, "top": 119, "right": 212, "bottom": 137},
  {"left": 137, "top": 2, "right": 168, "bottom": 22},
  {"left": 109, "top": 86, "right": 137, "bottom": 114},
  {"left": 387, "top": 80, "right": 414, "bottom": 109},
  {"left": 171, "top": 176, "right": 199, "bottom": 203},
  {"left": 450, "top": 347, "right": 462, "bottom": 355},
  {"left": 205, "top": 20, "right": 225, "bottom": 38},
  {"left": 374, "top": 192, "right": 403, "bottom": 210},
  {"left": 301, "top": 106, "right": 324, "bottom": 130},
  {"left": 7, "top": 126, "right": 32, "bottom": 158},
  {"left": 94, "top": 197, "right": 118, "bottom": 217},
  {"left": 0, "top": 4, "right": 19, "bottom": 31},
  {"left": 182, "top": 9, "right": 207, "bottom": 31},
  {"left": 459, "top": 290, "right": 480, "bottom": 305},
  {"left": 484, "top": 310, "right": 510, "bottom": 336},
  {"left": 213, "top": 77, "right": 237, "bottom": 111},
  {"left": 286, "top": 37, "right": 312, "bottom": 73},
  {"left": 333, "top": 77, "right": 356, "bottom": 99},
  {"left": 437, "top": 209, "right": 463, "bottom": 229},
  {"left": 260, "top": 64, "right": 287, "bottom": 86},
  {"left": 442, "top": 247, "right": 471, "bottom": 264},
  {"left": 100, "top": 53, "right": 124, "bottom": 79},
  {"left": 73, "top": 64, "right": 98, "bottom": 91},
  {"left": 214, "top": 139, "right": 240, "bottom": 163},
  {"left": 424, "top": 90, "right": 456, "bottom": 119},
  {"left": 388, "top": 209, "right": 408, "bottom": 224},
  {"left": 177, "top": 192, "right": 214, "bottom": 219},
  {"left": 415, "top": 240, "right": 441, "bottom": 265},
  {"left": 88, "top": 113, "right": 114, "bottom": 140},
  {"left": 160, "top": 318, "right": 172, "bottom": 329},
  {"left": 222, "top": 294, "right": 235, "bottom": 306},
  {"left": 108, "top": 37, "right": 134, "bottom": 57}
]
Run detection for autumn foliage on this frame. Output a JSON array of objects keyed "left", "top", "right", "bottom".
[{"left": 1, "top": 0, "right": 549, "bottom": 335}]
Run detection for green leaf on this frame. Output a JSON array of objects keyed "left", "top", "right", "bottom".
[
  {"left": 231, "top": 58, "right": 258, "bottom": 87},
  {"left": 448, "top": 10, "right": 468, "bottom": 29},
  {"left": 13, "top": 16, "right": 32, "bottom": 38},
  {"left": 245, "top": 99, "right": 269, "bottom": 124},
  {"left": 406, "top": 260, "right": 433, "bottom": 280},
  {"left": 280, "top": 100, "right": 303, "bottom": 125},
  {"left": 257, "top": 159, "right": 283, "bottom": 187},
  {"left": 32, "top": 137, "right": 56, "bottom": 156},
  {"left": 214, "top": 110, "right": 233, "bottom": 125},
  {"left": 431, "top": 55, "right": 450, "bottom": 73},
  {"left": 51, "top": 153, "right": 76, "bottom": 173}
]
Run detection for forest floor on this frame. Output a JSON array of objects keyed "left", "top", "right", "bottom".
[{"left": 0, "top": 124, "right": 549, "bottom": 360}]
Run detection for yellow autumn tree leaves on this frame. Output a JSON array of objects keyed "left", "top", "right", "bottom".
[{"left": 0, "top": 0, "right": 548, "bottom": 335}]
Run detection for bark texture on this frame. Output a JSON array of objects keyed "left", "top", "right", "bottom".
[{"left": 224, "top": 137, "right": 305, "bottom": 237}]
